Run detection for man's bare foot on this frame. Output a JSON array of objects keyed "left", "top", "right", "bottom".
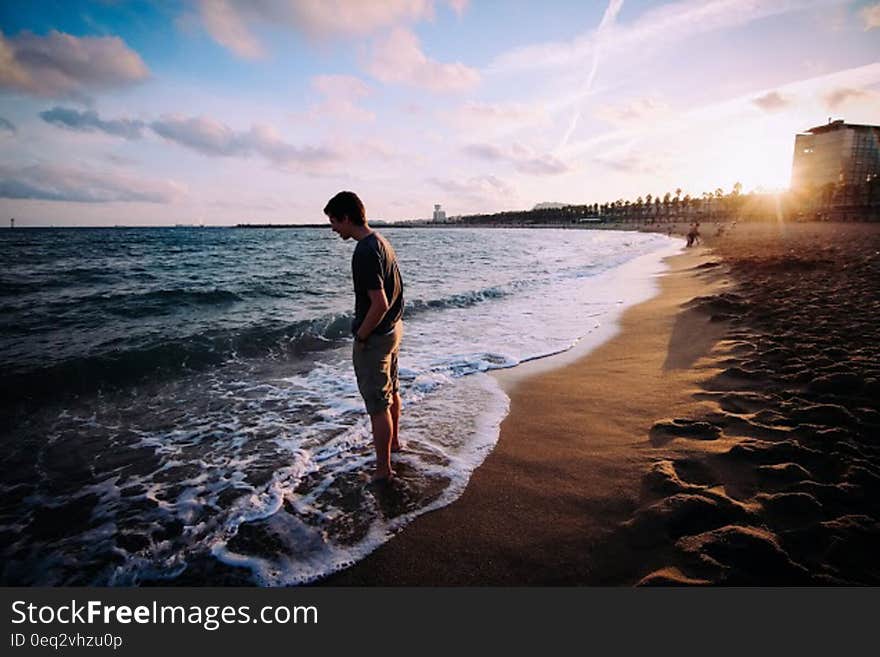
[
  {"left": 390, "top": 439, "right": 406, "bottom": 453},
  {"left": 370, "top": 468, "right": 396, "bottom": 483}
]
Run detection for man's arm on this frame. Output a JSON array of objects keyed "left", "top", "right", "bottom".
[{"left": 355, "top": 288, "right": 390, "bottom": 342}]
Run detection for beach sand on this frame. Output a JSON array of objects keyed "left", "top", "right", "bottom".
[{"left": 324, "top": 221, "right": 880, "bottom": 585}]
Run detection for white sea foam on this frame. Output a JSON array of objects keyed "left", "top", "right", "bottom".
[
  {"left": 204, "top": 232, "right": 683, "bottom": 585},
  {"left": 2, "top": 228, "right": 683, "bottom": 585}
]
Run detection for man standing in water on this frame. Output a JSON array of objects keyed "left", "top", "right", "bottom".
[{"left": 325, "top": 191, "right": 404, "bottom": 482}]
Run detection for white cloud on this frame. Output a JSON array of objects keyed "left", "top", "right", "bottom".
[
  {"left": 448, "top": 101, "right": 547, "bottom": 129},
  {"left": 365, "top": 27, "right": 480, "bottom": 92},
  {"left": 284, "top": 0, "right": 433, "bottom": 36},
  {"left": 151, "top": 114, "right": 343, "bottom": 169},
  {"left": 358, "top": 138, "right": 397, "bottom": 160},
  {"left": 490, "top": 0, "right": 845, "bottom": 74},
  {"left": 594, "top": 97, "right": 671, "bottom": 125},
  {"left": 592, "top": 151, "right": 663, "bottom": 175},
  {"left": 0, "top": 164, "right": 183, "bottom": 203},
  {"left": 861, "top": 3, "right": 880, "bottom": 29},
  {"left": 312, "top": 74, "right": 371, "bottom": 98},
  {"left": 515, "top": 154, "right": 572, "bottom": 175},
  {"left": 428, "top": 174, "right": 516, "bottom": 205},
  {"left": 561, "top": 62, "right": 880, "bottom": 163},
  {"left": 104, "top": 153, "right": 141, "bottom": 167},
  {"left": 822, "top": 86, "right": 877, "bottom": 109},
  {"left": 462, "top": 141, "right": 573, "bottom": 175},
  {"left": 308, "top": 74, "right": 375, "bottom": 122},
  {"left": 0, "top": 30, "right": 149, "bottom": 98},
  {"left": 441, "top": 101, "right": 550, "bottom": 148},
  {"left": 198, "top": 0, "right": 267, "bottom": 59},
  {"left": 548, "top": 61, "right": 880, "bottom": 198},
  {"left": 461, "top": 143, "right": 506, "bottom": 161},
  {"left": 40, "top": 106, "right": 147, "bottom": 139},
  {"left": 554, "top": 0, "right": 623, "bottom": 152},
  {"left": 751, "top": 91, "right": 794, "bottom": 112},
  {"left": 151, "top": 115, "right": 248, "bottom": 156},
  {"left": 196, "top": 0, "right": 438, "bottom": 57}
]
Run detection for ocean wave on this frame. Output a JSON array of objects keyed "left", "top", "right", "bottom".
[
  {"left": 105, "top": 288, "right": 246, "bottom": 319},
  {"left": 0, "top": 289, "right": 249, "bottom": 336},
  {"left": 106, "top": 287, "right": 244, "bottom": 307},
  {"left": 0, "top": 266, "right": 130, "bottom": 298},
  {"left": 0, "top": 311, "right": 355, "bottom": 404},
  {"left": 0, "top": 276, "right": 556, "bottom": 404},
  {"left": 406, "top": 285, "right": 508, "bottom": 314},
  {"left": 0, "top": 246, "right": 654, "bottom": 405}
]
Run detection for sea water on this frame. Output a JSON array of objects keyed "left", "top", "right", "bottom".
[{"left": 0, "top": 226, "right": 681, "bottom": 585}]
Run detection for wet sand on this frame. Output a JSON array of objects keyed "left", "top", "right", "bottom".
[
  {"left": 324, "top": 221, "right": 880, "bottom": 585},
  {"left": 323, "top": 234, "right": 723, "bottom": 584},
  {"left": 625, "top": 221, "right": 880, "bottom": 585}
]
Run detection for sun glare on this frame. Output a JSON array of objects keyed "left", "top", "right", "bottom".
[{"left": 688, "top": 134, "right": 793, "bottom": 195}]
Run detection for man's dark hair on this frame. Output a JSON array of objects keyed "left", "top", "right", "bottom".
[{"left": 324, "top": 191, "right": 366, "bottom": 226}]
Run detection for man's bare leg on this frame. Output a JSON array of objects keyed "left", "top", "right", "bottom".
[
  {"left": 370, "top": 408, "right": 395, "bottom": 481},
  {"left": 390, "top": 392, "right": 402, "bottom": 452}
]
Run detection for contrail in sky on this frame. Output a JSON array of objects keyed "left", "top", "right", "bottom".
[{"left": 556, "top": 0, "right": 624, "bottom": 152}]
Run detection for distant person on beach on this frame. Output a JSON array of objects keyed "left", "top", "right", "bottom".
[
  {"left": 686, "top": 222, "right": 701, "bottom": 247},
  {"left": 325, "top": 191, "right": 405, "bottom": 482}
]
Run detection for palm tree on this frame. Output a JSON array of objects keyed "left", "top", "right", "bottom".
[{"left": 701, "top": 192, "right": 713, "bottom": 219}]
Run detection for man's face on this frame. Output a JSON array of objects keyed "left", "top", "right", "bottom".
[{"left": 327, "top": 214, "right": 351, "bottom": 240}]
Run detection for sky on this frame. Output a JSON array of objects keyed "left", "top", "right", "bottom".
[{"left": 0, "top": 0, "right": 878, "bottom": 226}]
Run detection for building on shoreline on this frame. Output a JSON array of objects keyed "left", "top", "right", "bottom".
[
  {"left": 432, "top": 204, "right": 447, "bottom": 223},
  {"left": 791, "top": 119, "right": 880, "bottom": 190}
]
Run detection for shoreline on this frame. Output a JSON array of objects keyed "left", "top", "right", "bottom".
[
  {"left": 322, "top": 240, "right": 726, "bottom": 585},
  {"left": 491, "top": 239, "right": 687, "bottom": 391},
  {"left": 324, "top": 221, "right": 880, "bottom": 585}
]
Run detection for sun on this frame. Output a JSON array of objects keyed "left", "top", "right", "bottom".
[
  {"left": 678, "top": 127, "right": 795, "bottom": 195},
  {"left": 716, "top": 138, "right": 793, "bottom": 192}
]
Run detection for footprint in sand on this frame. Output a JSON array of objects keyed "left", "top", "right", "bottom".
[
  {"left": 649, "top": 418, "right": 722, "bottom": 445},
  {"left": 642, "top": 458, "right": 721, "bottom": 497},
  {"left": 755, "top": 462, "right": 813, "bottom": 486},
  {"left": 675, "top": 525, "right": 813, "bottom": 585},
  {"left": 622, "top": 492, "right": 756, "bottom": 547}
]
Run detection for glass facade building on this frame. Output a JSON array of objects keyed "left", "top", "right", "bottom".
[{"left": 791, "top": 120, "right": 880, "bottom": 189}]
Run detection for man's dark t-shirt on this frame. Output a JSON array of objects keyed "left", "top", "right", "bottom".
[{"left": 351, "top": 232, "right": 404, "bottom": 336}]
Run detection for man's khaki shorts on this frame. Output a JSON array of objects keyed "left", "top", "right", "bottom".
[{"left": 353, "top": 321, "right": 402, "bottom": 415}]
